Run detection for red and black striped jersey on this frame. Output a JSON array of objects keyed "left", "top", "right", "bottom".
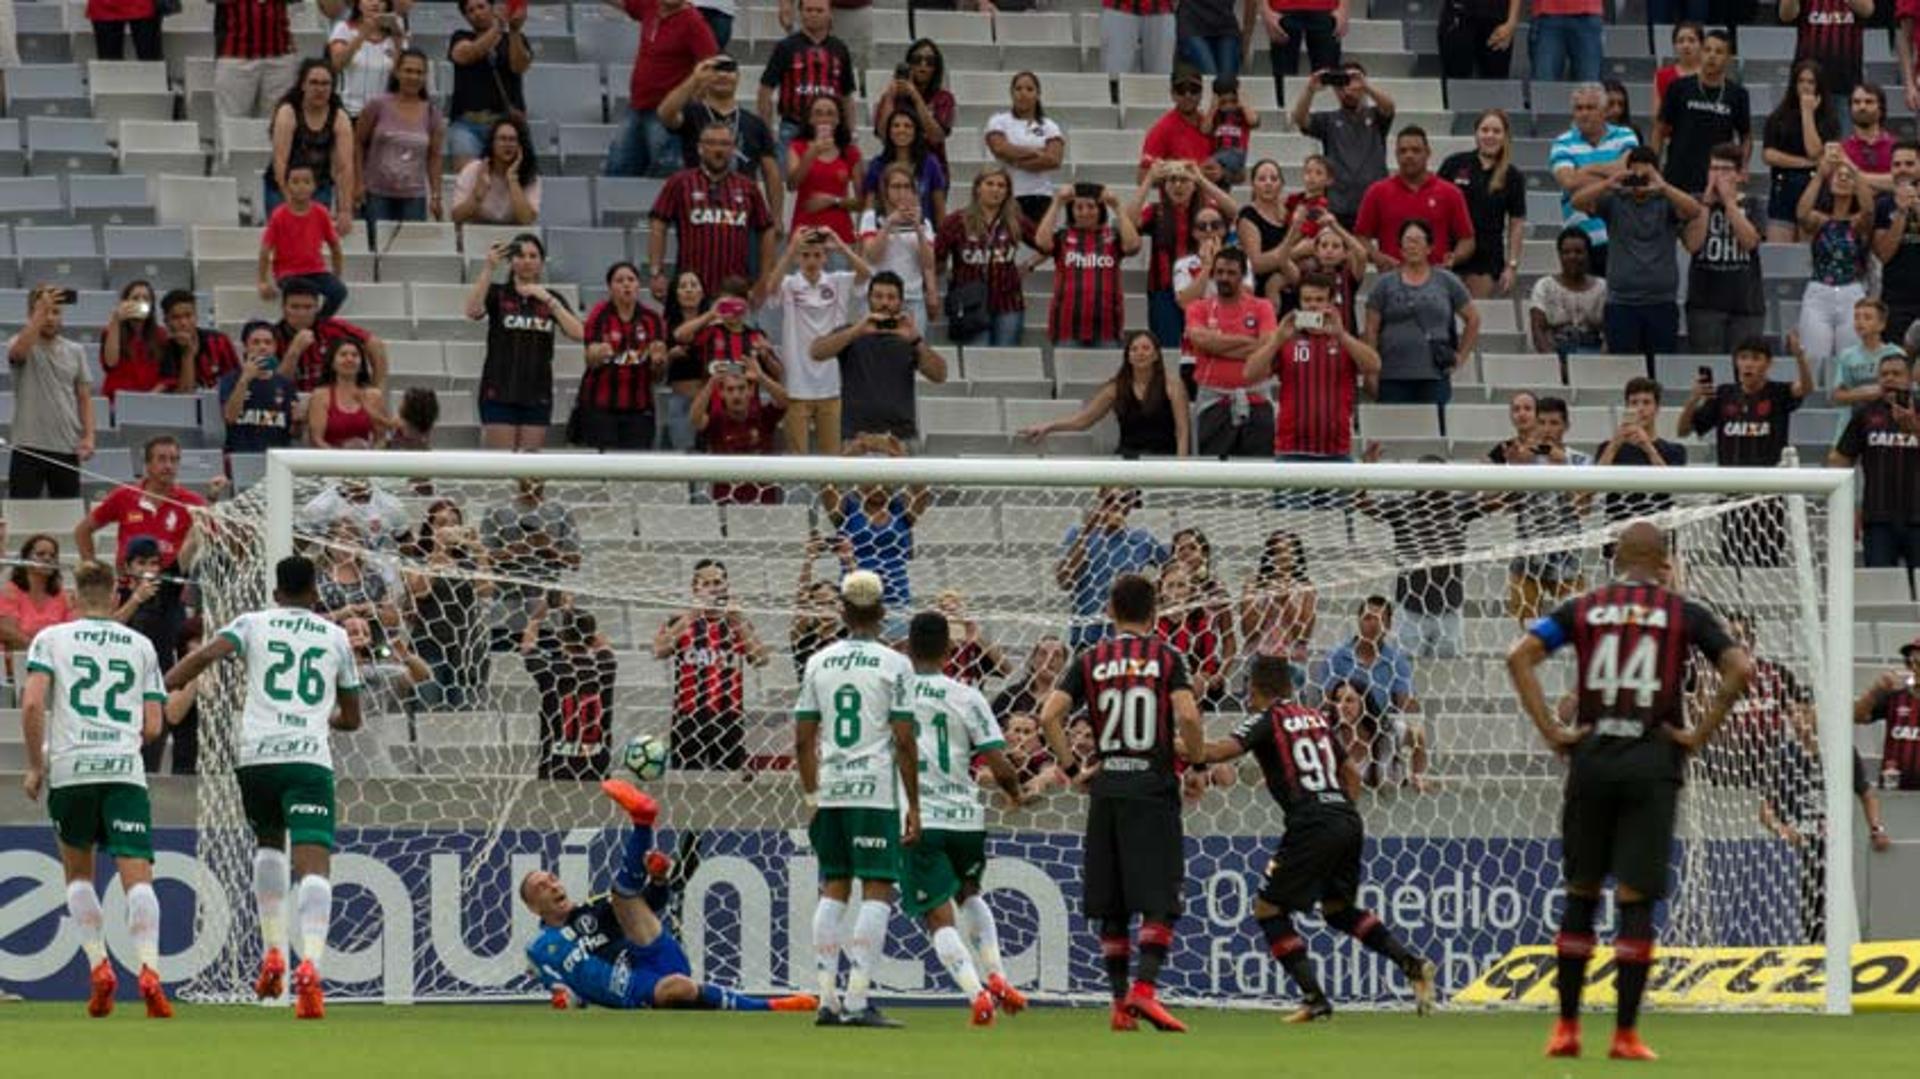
[
  {"left": 1156, "top": 609, "right": 1225, "bottom": 692},
  {"left": 1048, "top": 227, "right": 1124, "bottom": 345},
  {"left": 160, "top": 328, "right": 242, "bottom": 392},
  {"left": 1834, "top": 394, "right": 1920, "bottom": 526},
  {"left": 1868, "top": 689, "right": 1920, "bottom": 790},
  {"left": 1794, "top": 0, "right": 1865, "bottom": 98},
  {"left": 1535, "top": 582, "right": 1736, "bottom": 736},
  {"left": 1272, "top": 329, "right": 1359, "bottom": 457},
  {"left": 1230, "top": 702, "right": 1357, "bottom": 822},
  {"left": 1140, "top": 202, "right": 1196, "bottom": 293},
  {"left": 1054, "top": 632, "right": 1191, "bottom": 799},
  {"left": 670, "top": 615, "right": 749, "bottom": 717},
  {"left": 1103, "top": 0, "right": 1176, "bottom": 13},
  {"left": 216, "top": 0, "right": 292, "bottom": 60},
  {"left": 580, "top": 301, "right": 667, "bottom": 413},
  {"left": 759, "top": 32, "right": 855, "bottom": 124},
  {"left": 273, "top": 317, "right": 372, "bottom": 392},
  {"left": 936, "top": 214, "right": 1026, "bottom": 314},
  {"left": 692, "top": 322, "right": 772, "bottom": 376},
  {"left": 650, "top": 168, "right": 774, "bottom": 292}
]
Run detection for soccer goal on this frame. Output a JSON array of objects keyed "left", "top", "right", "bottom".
[{"left": 178, "top": 451, "right": 1857, "bottom": 1014}]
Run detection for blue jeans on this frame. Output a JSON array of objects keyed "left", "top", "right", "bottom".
[
  {"left": 1180, "top": 34, "right": 1241, "bottom": 78},
  {"left": 1148, "top": 289, "right": 1184, "bottom": 352},
  {"left": 956, "top": 309, "right": 1027, "bottom": 348},
  {"left": 1864, "top": 523, "right": 1920, "bottom": 569},
  {"left": 1603, "top": 301, "right": 1680, "bottom": 358},
  {"left": 363, "top": 194, "right": 427, "bottom": 226},
  {"left": 698, "top": 7, "right": 732, "bottom": 49},
  {"left": 606, "top": 109, "right": 684, "bottom": 178},
  {"left": 448, "top": 117, "right": 494, "bottom": 163},
  {"left": 1375, "top": 377, "right": 1453, "bottom": 434},
  {"left": 1529, "top": 15, "right": 1604, "bottom": 84},
  {"left": 278, "top": 272, "right": 349, "bottom": 321},
  {"left": 656, "top": 386, "right": 696, "bottom": 450}
]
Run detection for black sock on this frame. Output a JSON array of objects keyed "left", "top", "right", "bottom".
[
  {"left": 640, "top": 878, "right": 672, "bottom": 919},
  {"left": 1258, "top": 914, "right": 1327, "bottom": 1004},
  {"left": 1099, "top": 920, "right": 1130, "bottom": 1001},
  {"left": 1614, "top": 901, "right": 1656, "bottom": 1032},
  {"left": 1325, "top": 908, "right": 1418, "bottom": 975},
  {"left": 1135, "top": 920, "right": 1173, "bottom": 989},
  {"left": 1556, "top": 894, "right": 1600, "bottom": 1023}
]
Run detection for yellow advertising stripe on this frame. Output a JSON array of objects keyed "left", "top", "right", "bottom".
[{"left": 1453, "top": 941, "right": 1920, "bottom": 1012}]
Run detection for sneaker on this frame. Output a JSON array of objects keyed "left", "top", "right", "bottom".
[
  {"left": 986, "top": 972, "right": 1027, "bottom": 1015},
  {"left": 139, "top": 966, "right": 172, "bottom": 1019},
  {"left": 840, "top": 1005, "right": 904, "bottom": 1029},
  {"left": 770, "top": 994, "right": 819, "bottom": 1013},
  {"left": 1283, "top": 998, "right": 1334, "bottom": 1024},
  {"left": 86, "top": 958, "right": 116, "bottom": 1019},
  {"left": 255, "top": 947, "right": 286, "bottom": 1001},
  {"left": 1109, "top": 1000, "right": 1138, "bottom": 1032},
  {"left": 644, "top": 851, "right": 673, "bottom": 880},
  {"left": 815, "top": 1005, "right": 844, "bottom": 1027},
  {"left": 293, "top": 959, "right": 324, "bottom": 1020},
  {"left": 599, "top": 780, "right": 659, "bottom": 826},
  {"left": 1544, "top": 1018, "right": 1581, "bottom": 1058},
  {"left": 1408, "top": 958, "right": 1438, "bottom": 1017},
  {"left": 970, "top": 990, "right": 995, "bottom": 1027},
  {"left": 1609, "top": 1029, "right": 1659, "bottom": 1061},
  {"left": 1124, "top": 983, "right": 1187, "bottom": 1033}
]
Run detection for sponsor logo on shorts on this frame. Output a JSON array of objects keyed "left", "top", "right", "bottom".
[
  {"left": 288, "top": 803, "right": 329, "bottom": 817},
  {"left": 110, "top": 819, "right": 147, "bottom": 834},
  {"left": 853, "top": 836, "right": 889, "bottom": 850}
]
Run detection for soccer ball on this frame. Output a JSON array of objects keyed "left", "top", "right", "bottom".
[{"left": 622, "top": 734, "right": 670, "bottom": 781}]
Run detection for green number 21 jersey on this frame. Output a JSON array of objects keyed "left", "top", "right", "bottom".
[
  {"left": 28, "top": 617, "right": 166, "bottom": 790},
  {"left": 909, "top": 673, "right": 1004, "bottom": 833},
  {"left": 220, "top": 608, "right": 362, "bottom": 771},
  {"left": 795, "top": 638, "right": 915, "bottom": 810}
]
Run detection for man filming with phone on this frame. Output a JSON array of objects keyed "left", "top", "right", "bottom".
[
  {"left": 1829, "top": 352, "right": 1920, "bottom": 570},
  {"left": 6, "top": 284, "right": 97, "bottom": 500},
  {"left": 1244, "top": 270, "right": 1380, "bottom": 466},
  {"left": 808, "top": 271, "right": 948, "bottom": 450},
  {"left": 1289, "top": 62, "right": 1395, "bottom": 230},
  {"left": 659, "top": 55, "right": 785, "bottom": 227}
]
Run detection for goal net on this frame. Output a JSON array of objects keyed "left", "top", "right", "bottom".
[{"left": 180, "top": 453, "right": 1854, "bottom": 1010}]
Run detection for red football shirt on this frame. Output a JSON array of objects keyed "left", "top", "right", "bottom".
[
  {"left": 90, "top": 482, "right": 209, "bottom": 566},
  {"left": 263, "top": 203, "right": 338, "bottom": 279},
  {"left": 624, "top": 0, "right": 718, "bottom": 112},
  {"left": 1186, "top": 293, "right": 1276, "bottom": 396},
  {"left": 1354, "top": 172, "right": 1475, "bottom": 262},
  {"left": 701, "top": 384, "right": 786, "bottom": 504},
  {"left": 1272, "top": 331, "right": 1358, "bottom": 457},
  {"left": 1139, "top": 110, "right": 1214, "bottom": 172}
]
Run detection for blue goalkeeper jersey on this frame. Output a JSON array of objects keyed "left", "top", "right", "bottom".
[{"left": 526, "top": 895, "right": 691, "bottom": 1009}]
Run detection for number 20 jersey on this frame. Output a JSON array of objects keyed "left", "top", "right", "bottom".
[
  {"left": 219, "top": 608, "right": 362, "bottom": 771},
  {"left": 1532, "top": 583, "right": 1735, "bottom": 735},
  {"left": 1055, "top": 633, "right": 1191, "bottom": 800}
]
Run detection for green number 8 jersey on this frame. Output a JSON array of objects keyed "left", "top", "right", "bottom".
[
  {"left": 220, "top": 608, "right": 363, "bottom": 771},
  {"left": 794, "top": 638, "right": 915, "bottom": 810}
]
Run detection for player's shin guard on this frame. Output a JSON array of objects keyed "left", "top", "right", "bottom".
[
  {"left": 960, "top": 894, "right": 1005, "bottom": 978},
  {"left": 66, "top": 880, "right": 107, "bottom": 966},
  {"left": 933, "top": 925, "right": 985, "bottom": 997},
  {"left": 126, "top": 882, "right": 161, "bottom": 971},
  {"left": 1099, "top": 921, "right": 1131, "bottom": 1001},
  {"left": 1614, "top": 902, "right": 1656, "bottom": 1032},
  {"left": 812, "top": 897, "right": 847, "bottom": 1010},
  {"left": 297, "top": 875, "right": 332, "bottom": 970},
  {"left": 1258, "top": 915, "right": 1327, "bottom": 1005},
  {"left": 1555, "top": 894, "right": 1600, "bottom": 1023},
  {"left": 1324, "top": 908, "right": 1418, "bottom": 975},
  {"left": 612, "top": 822, "right": 656, "bottom": 896},
  {"left": 253, "top": 848, "right": 290, "bottom": 955},
  {"left": 695, "top": 983, "right": 772, "bottom": 1012},
  {"left": 843, "top": 900, "right": 891, "bottom": 1012},
  {"left": 1135, "top": 920, "right": 1174, "bottom": 990}
]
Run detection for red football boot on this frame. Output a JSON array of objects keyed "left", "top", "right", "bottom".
[
  {"left": 293, "top": 959, "right": 324, "bottom": 1020},
  {"left": 970, "top": 990, "right": 995, "bottom": 1027},
  {"left": 1109, "top": 999, "right": 1138, "bottom": 1032},
  {"left": 1609, "top": 1029, "right": 1659, "bottom": 1061},
  {"left": 255, "top": 947, "right": 287, "bottom": 1000},
  {"left": 139, "top": 966, "right": 173, "bottom": 1019},
  {"left": 985, "top": 972, "right": 1027, "bottom": 1015},
  {"left": 86, "top": 958, "right": 116, "bottom": 1018},
  {"left": 1125, "top": 983, "right": 1187, "bottom": 1033},
  {"left": 599, "top": 780, "right": 658, "bottom": 826},
  {"left": 1544, "top": 1018, "right": 1582, "bottom": 1059}
]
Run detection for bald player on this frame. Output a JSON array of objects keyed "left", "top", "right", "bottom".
[{"left": 1507, "top": 521, "right": 1751, "bottom": 1062}]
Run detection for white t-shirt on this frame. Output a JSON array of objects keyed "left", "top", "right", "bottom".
[
  {"left": 776, "top": 269, "right": 857, "bottom": 400},
  {"left": 328, "top": 21, "right": 405, "bottom": 116},
  {"left": 794, "top": 638, "right": 914, "bottom": 811},
  {"left": 28, "top": 618, "right": 164, "bottom": 790},
  {"left": 984, "top": 112, "right": 1065, "bottom": 200},
  {"left": 857, "top": 210, "right": 935, "bottom": 302},
  {"left": 220, "top": 607, "right": 363, "bottom": 772},
  {"left": 1171, "top": 254, "right": 1217, "bottom": 370}
]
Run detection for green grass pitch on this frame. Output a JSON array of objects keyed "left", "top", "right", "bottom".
[{"left": 2, "top": 1003, "right": 1911, "bottom": 1078}]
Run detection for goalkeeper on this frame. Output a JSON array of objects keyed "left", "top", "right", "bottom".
[{"left": 521, "top": 779, "right": 818, "bottom": 1013}]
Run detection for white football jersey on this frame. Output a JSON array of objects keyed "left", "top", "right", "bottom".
[
  {"left": 794, "top": 638, "right": 914, "bottom": 810},
  {"left": 219, "top": 608, "right": 362, "bottom": 770},
  {"left": 28, "top": 618, "right": 165, "bottom": 789}
]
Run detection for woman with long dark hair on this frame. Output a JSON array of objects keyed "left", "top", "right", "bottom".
[
  {"left": 266, "top": 57, "right": 357, "bottom": 225},
  {"left": 935, "top": 165, "right": 1027, "bottom": 347},
  {"left": 306, "top": 337, "right": 393, "bottom": 448},
  {"left": 1762, "top": 59, "right": 1839, "bottom": 242},
  {"left": 861, "top": 109, "right": 946, "bottom": 222},
  {"left": 1239, "top": 528, "right": 1316, "bottom": 670},
  {"left": 1439, "top": 108, "right": 1527, "bottom": 298},
  {"left": 1653, "top": 21, "right": 1704, "bottom": 117},
  {"left": 464, "top": 233, "right": 584, "bottom": 450},
  {"left": 1132, "top": 159, "right": 1237, "bottom": 353},
  {"left": 1237, "top": 158, "right": 1291, "bottom": 301},
  {"left": 1034, "top": 183, "right": 1142, "bottom": 348},
  {"left": 1603, "top": 78, "right": 1644, "bottom": 144},
  {"left": 101, "top": 279, "right": 167, "bottom": 399},
  {"left": 355, "top": 46, "right": 443, "bottom": 225},
  {"left": 984, "top": 71, "right": 1065, "bottom": 226},
  {"left": 1796, "top": 156, "right": 1875, "bottom": 366},
  {"left": 788, "top": 94, "right": 861, "bottom": 243},
  {"left": 1157, "top": 559, "right": 1236, "bottom": 709},
  {"left": 1017, "top": 331, "right": 1190, "bottom": 457},
  {"left": 657, "top": 270, "right": 711, "bottom": 450},
  {"left": 574, "top": 261, "right": 667, "bottom": 451},
  {"left": 451, "top": 116, "right": 540, "bottom": 225},
  {"left": 871, "top": 38, "right": 954, "bottom": 174},
  {"left": 0, "top": 532, "right": 73, "bottom": 664}
]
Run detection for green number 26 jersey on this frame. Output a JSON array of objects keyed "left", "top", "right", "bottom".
[
  {"left": 795, "top": 638, "right": 914, "bottom": 810},
  {"left": 220, "top": 608, "right": 362, "bottom": 771},
  {"left": 909, "top": 673, "right": 1004, "bottom": 833},
  {"left": 28, "top": 617, "right": 166, "bottom": 790}
]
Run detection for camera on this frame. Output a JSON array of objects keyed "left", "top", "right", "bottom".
[
  {"left": 712, "top": 56, "right": 738, "bottom": 73},
  {"left": 131, "top": 300, "right": 151, "bottom": 319},
  {"left": 714, "top": 296, "right": 748, "bottom": 320},
  {"left": 896, "top": 62, "right": 912, "bottom": 81},
  {"left": 873, "top": 316, "right": 900, "bottom": 331},
  {"left": 710, "top": 360, "right": 747, "bottom": 377},
  {"left": 1295, "top": 309, "right": 1326, "bottom": 333},
  {"left": 1073, "top": 181, "right": 1103, "bottom": 201},
  {"left": 1321, "top": 70, "right": 1350, "bottom": 88},
  {"left": 1621, "top": 173, "right": 1651, "bottom": 189}
]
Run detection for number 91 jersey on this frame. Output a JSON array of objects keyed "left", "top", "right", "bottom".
[
  {"left": 1055, "top": 633, "right": 1191, "bottom": 800},
  {"left": 219, "top": 608, "right": 363, "bottom": 771}
]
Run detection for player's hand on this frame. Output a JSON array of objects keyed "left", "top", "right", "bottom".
[
  {"left": 22, "top": 767, "right": 44, "bottom": 802},
  {"left": 1664, "top": 725, "right": 1709, "bottom": 754},
  {"left": 1871, "top": 826, "right": 1893, "bottom": 852},
  {"left": 902, "top": 806, "right": 922, "bottom": 846},
  {"left": 1875, "top": 670, "right": 1905, "bottom": 696},
  {"left": 1540, "top": 723, "right": 1588, "bottom": 753}
]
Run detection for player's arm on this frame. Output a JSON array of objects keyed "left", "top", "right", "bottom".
[
  {"left": 1672, "top": 631, "right": 1753, "bottom": 752},
  {"left": 332, "top": 686, "right": 363, "bottom": 732},
  {"left": 1854, "top": 672, "right": 1902, "bottom": 724},
  {"left": 140, "top": 697, "right": 163, "bottom": 745},
  {"left": 165, "top": 633, "right": 237, "bottom": 690},
  {"left": 1507, "top": 602, "right": 1587, "bottom": 751},
  {"left": 1338, "top": 757, "right": 1362, "bottom": 802},
  {"left": 976, "top": 746, "right": 1025, "bottom": 806},
  {"left": 795, "top": 716, "right": 820, "bottom": 798},
  {"left": 1036, "top": 688, "right": 1078, "bottom": 770},
  {"left": 1173, "top": 687, "right": 1205, "bottom": 765},
  {"left": 1192, "top": 731, "right": 1249, "bottom": 765},
  {"left": 892, "top": 715, "right": 921, "bottom": 844},
  {"left": 19, "top": 670, "right": 50, "bottom": 801}
]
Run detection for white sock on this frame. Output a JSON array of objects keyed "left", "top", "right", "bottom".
[
  {"left": 296, "top": 876, "right": 332, "bottom": 970},
  {"left": 126, "top": 882, "right": 161, "bottom": 970},
  {"left": 811, "top": 897, "right": 846, "bottom": 1009},
  {"left": 253, "top": 848, "right": 290, "bottom": 956},
  {"left": 66, "top": 881, "right": 106, "bottom": 966},
  {"left": 843, "top": 900, "right": 891, "bottom": 1012},
  {"left": 933, "top": 924, "right": 984, "bottom": 997},
  {"left": 960, "top": 894, "right": 1004, "bottom": 979}
]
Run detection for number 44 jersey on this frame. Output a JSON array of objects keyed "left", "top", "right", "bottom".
[
  {"left": 1531, "top": 583, "right": 1736, "bottom": 740},
  {"left": 219, "top": 608, "right": 363, "bottom": 771}
]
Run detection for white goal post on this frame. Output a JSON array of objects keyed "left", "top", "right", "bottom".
[{"left": 223, "top": 450, "right": 1856, "bottom": 1014}]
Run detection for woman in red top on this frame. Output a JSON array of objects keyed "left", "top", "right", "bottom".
[
  {"left": 787, "top": 95, "right": 862, "bottom": 244},
  {"left": 0, "top": 532, "right": 75, "bottom": 676},
  {"left": 1034, "top": 183, "right": 1144, "bottom": 347},
  {"left": 305, "top": 338, "right": 393, "bottom": 447},
  {"left": 88, "top": 0, "right": 160, "bottom": 61},
  {"left": 1653, "top": 21, "right": 1705, "bottom": 118},
  {"left": 101, "top": 279, "right": 168, "bottom": 400}
]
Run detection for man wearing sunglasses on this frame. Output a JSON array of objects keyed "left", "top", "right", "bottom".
[{"left": 1140, "top": 70, "right": 1225, "bottom": 185}]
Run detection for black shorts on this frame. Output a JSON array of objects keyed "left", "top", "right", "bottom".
[
  {"left": 1084, "top": 795, "right": 1184, "bottom": 922},
  {"left": 1260, "top": 809, "right": 1364, "bottom": 913},
  {"left": 1560, "top": 738, "right": 1684, "bottom": 899}
]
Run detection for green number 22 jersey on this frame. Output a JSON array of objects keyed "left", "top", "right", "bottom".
[
  {"left": 795, "top": 638, "right": 915, "bottom": 810},
  {"left": 909, "top": 673, "right": 1004, "bottom": 833},
  {"left": 220, "top": 608, "right": 362, "bottom": 771},
  {"left": 28, "top": 617, "right": 166, "bottom": 790}
]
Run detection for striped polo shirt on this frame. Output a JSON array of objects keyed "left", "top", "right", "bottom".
[{"left": 1548, "top": 122, "right": 1639, "bottom": 247}]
